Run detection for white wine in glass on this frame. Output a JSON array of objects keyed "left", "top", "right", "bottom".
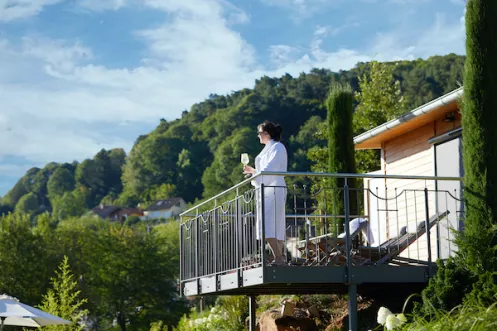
[
  {"left": 241, "top": 153, "right": 251, "bottom": 178},
  {"left": 241, "top": 153, "right": 249, "bottom": 165}
]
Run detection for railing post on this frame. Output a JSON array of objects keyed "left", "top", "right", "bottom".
[
  {"left": 236, "top": 192, "right": 242, "bottom": 271},
  {"left": 195, "top": 216, "right": 199, "bottom": 279},
  {"left": 213, "top": 208, "right": 218, "bottom": 276},
  {"left": 424, "top": 188, "right": 433, "bottom": 278},
  {"left": 344, "top": 179, "right": 357, "bottom": 331},
  {"left": 344, "top": 180, "right": 352, "bottom": 274},
  {"left": 303, "top": 185, "right": 309, "bottom": 260},
  {"left": 179, "top": 220, "right": 183, "bottom": 287},
  {"left": 261, "top": 184, "right": 266, "bottom": 272}
]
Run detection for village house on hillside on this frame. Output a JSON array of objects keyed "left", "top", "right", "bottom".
[
  {"left": 354, "top": 86, "right": 464, "bottom": 260},
  {"left": 143, "top": 197, "right": 186, "bottom": 220},
  {"left": 90, "top": 205, "right": 144, "bottom": 223}
]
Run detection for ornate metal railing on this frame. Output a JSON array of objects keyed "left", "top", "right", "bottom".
[{"left": 179, "top": 172, "right": 464, "bottom": 293}]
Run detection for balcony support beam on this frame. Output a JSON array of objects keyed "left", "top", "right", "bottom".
[
  {"left": 348, "top": 283, "right": 358, "bottom": 331},
  {"left": 248, "top": 295, "right": 257, "bottom": 331}
]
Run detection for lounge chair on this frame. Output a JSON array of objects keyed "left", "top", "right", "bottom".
[
  {"left": 296, "top": 218, "right": 371, "bottom": 265},
  {"left": 353, "top": 210, "right": 449, "bottom": 265}
]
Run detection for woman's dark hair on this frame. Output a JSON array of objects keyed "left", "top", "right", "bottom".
[{"left": 258, "top": 121, "right": 283, "bottom": 141}]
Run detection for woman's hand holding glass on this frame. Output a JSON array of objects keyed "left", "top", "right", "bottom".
[{"left": 243, "top": 165, "right": 256, "bottom": 175}]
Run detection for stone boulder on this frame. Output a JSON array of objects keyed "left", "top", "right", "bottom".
[{"left": 259, "top": 310, "right": 317, "bottom": 331}]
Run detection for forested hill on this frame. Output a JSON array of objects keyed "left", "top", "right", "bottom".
[{"left": 0, "top": 54, "right": 465, "bottom": 217}]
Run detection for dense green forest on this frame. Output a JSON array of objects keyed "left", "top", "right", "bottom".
[{"left": 0, "top": 54, "right": 464, "bottom": 218}]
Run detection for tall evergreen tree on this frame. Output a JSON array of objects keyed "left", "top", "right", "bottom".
[
  {"left": 327, "top": 83, "right": 358, "bottom": 233},
  {"left": 39, "top": 256, "right": 89, "bottom": 331},
  {"left": 460, "top": 0, "right": 497, "bottom": 304}
]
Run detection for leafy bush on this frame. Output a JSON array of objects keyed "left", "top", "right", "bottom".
[
  {"left": 464, "top": 271, "right": 497, "bottom": 307},
  {"left": 256, "top": 295, "right": 287, "bottom": 313},
  {"left": 174, "top": 296, "right": 248, "bottom": 331},
  {"left": 124, "top": 215, "right": 141, "bottom": 226},
  {"left": 417, "top": 258, "right": 476, "bottom": 315}
]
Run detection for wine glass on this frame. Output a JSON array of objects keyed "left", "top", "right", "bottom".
[
  {"left": 241, "top": 153, "right": 251, "bottom": 178},
  {"left": 241, "top": 153, "right": 249, "bottom": 165}
]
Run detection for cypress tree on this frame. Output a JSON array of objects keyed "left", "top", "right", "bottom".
[
  {"left": 326, "top": 83, "right": 357, "bottom": 233},
  {"left": 461, "top": 0, "right": 497, "bottom": 303},
  {"left": 418, "top": 0, "right": 497, "bottom": 312}
]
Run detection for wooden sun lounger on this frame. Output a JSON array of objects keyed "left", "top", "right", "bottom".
[{"left": 353, "top": 210, "right": 449, "bottom": 265}]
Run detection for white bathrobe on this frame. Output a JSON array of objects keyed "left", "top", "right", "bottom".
[{"left": 251, "top": 140, "right": 287, "bottom": 240}]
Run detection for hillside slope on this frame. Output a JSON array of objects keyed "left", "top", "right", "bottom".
[{"left": 0, "top": 54, "right": 465, "bottom": 217}]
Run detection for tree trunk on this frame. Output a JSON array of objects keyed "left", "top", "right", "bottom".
[{"left": 117, "top": 312, "right": 126, "bottom": 331}]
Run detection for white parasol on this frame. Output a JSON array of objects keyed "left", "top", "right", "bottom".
[{"left": 0, "top": 294, "right": 72, "bottom": 330}]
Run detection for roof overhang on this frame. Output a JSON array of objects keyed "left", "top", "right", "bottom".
[{"left": 354, "top": 87, "right": 463, "bottom": 150}]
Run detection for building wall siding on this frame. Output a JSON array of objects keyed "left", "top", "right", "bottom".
[{"left": 382, "top": 123, "right": 438, "bottom": 261}]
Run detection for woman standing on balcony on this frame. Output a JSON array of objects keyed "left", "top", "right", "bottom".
[{"left": 243, "top": 121, "right": 288, "bottom": 265}]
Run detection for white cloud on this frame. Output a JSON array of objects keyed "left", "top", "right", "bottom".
[
  {"left": 143, "top": 0, "right": 248, "bottom": 24},
  {"left": 266, "top": 11, "right": 464, "bottom": 74},
  {"left": 413, "top": 13, "right": 465, "bottom": 56},
  {"left": 0, "top": 89, "right": 132, "bottom": 164},
  {"left": 314, "top": 26, "right": 329, "bottom": 36},
  {"left": 314, "top": 22, "right": 360, "bottom": 38},
  {"left": 0, "top": 163, "right": 36, "bottom": 178},
  {"left": 22, "top": 37, "right": 93, "bottom": 72},
  {"left": 270, "top": 45, "right": 300, "bottom": 65},
  {"left": 77, "top": 0, "right": 127, "bottom": 11},
  {"left": 1, "top": 0, "right": 258, "bottom": 166},
  {"left": 389, "top": 0, "right": 431, "bottom": 4},
  {"left": 361, "top": 0, "right": 431, "bottom": 3},
  {"left": 261, "top": 0, "right": 330, "bottom": 10},
  {"left": 0, "top": 0, "right": 63, "bottom": 21},
  {"left": 260, "top": 0, "right": 338, "bottom": 20},
  {"left": 0, "top": 0, "right": 130, "bottom": 22}
]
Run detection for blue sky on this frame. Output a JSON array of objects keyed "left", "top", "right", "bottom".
[{"left": 0, "top": 0, "right": 466, "bottom": 196}]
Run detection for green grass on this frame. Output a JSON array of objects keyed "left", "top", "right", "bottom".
[{"left": 393, "top": 300, "right": 497, "bottom": 331}]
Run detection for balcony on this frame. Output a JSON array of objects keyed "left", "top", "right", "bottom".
[{"left": 179, "top": 172, "right": 463, "bottom": 298}]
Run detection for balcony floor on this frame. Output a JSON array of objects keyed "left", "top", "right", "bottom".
[{"left": 182, "top": 262, "right": 436, "bottom": 296}]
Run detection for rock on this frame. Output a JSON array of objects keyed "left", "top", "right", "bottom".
[
  {"left": 259, "top": 310, "right": 317, "bottom": 331},
  {"left": 281, "top": 301, "right": 296, "bottom": 317},
  {"left": 307, "top": 305, "right": 320, "bottom": 318}
]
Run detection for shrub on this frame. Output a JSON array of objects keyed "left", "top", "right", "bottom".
[
  {"left": 417, "top": 258, "right": 476, "bottom": 316},
  {"left": 124, "top": 215, "right": 141, "bottom": 226},
  {"left": 464, "top": 272, "right": 497, "bottom": 307},
  {"left": 174, "top": 296, "right": 248, "bottom": 331}
]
